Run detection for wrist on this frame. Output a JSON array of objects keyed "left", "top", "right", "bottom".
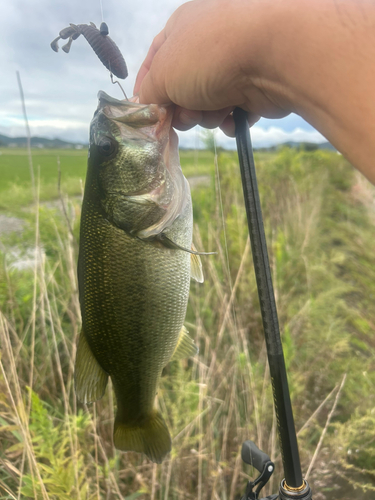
[
  {"left": 244, "top": 0, "right": 375, "bottom": 182},
  {"left": 230, "top": 0, "right": 298, "bottom": 115}
]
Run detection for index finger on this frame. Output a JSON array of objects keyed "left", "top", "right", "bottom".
[{"left": 134, "top": 30, "right": 167, "bottom": 94}]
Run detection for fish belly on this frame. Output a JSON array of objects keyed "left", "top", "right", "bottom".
[{"left": 77, "top": 204, "right": 190, "bottom": 462}]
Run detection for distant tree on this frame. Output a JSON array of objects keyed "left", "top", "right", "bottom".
[
  {"left": 200, "top": 129, "right": 216, "bottom": 153},
  {"left": 300, "top": 142, "right": 319, "bottom": 151},
  {"left": 200, "top": 129, "right": 225, "bottom": 154}
]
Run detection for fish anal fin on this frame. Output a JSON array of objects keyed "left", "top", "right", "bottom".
[
  {"left": 114, "top": 410, "right": 171, "bottom": 464},
  {"left": 191, "top": 243, "right": 204, "bottom": 283},
  {"left": 75, "top": 330, "right": 109, "bottom": 404},
  {"left": 170, "top": 326, "right": 199, "bottom": 363}
]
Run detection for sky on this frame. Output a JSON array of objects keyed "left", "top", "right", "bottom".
[{"left": 0, "top": 0, "right": 327, "bottom": 149}]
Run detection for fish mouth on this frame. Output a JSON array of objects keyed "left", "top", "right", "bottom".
[
  {"left": 97, "top": 91, "right": 142, "bottom": 106},
  {"left": 97, "top": 91, "right": 169, "bottom": 132},
  {"left": 97, "top": 91, "right": 127, "bottom": 106}
]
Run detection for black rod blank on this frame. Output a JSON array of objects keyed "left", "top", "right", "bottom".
[{"left": 233, "top": 107, "right": 303, "bottom": 488}]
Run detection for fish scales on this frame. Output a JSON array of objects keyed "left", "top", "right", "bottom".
[
  {"left": 75, "top": 92, "right": 202, "bottom": 463},
  {"left": 79, "top": 206, "right": 190, "bottom": 405}
]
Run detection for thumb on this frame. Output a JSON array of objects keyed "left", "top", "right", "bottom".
[
  {"left": 134, "top": 30, "right": 170, "bottom": 104},
  {"left": 138, "top": 65, "right": 170, "bottom": 105}
]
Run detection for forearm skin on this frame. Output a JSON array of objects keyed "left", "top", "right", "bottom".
[{"left": 246, "top": 0, "right": 375, "bottom": 182}]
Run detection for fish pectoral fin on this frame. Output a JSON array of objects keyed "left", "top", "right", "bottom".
[
  {"left": 169, "top": 326, "right": 199, "bottom": 362},
  {"left": 158, "top": 233, "right": 216, "bottom": 256},
  {"left": 114, "top": 410, "right": 171, "bottom": 464},
  {"left": 158, "top": 237, "right": 205, "bottom": 282},
  {"left": 190, "top": 243, "right": 204, "bottom": 283},
  {"left": 75, "top": 330, "right": 109, "bottom": 404}
]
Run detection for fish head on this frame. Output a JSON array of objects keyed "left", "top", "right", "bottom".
[
  {"left": 87, "top": 92, "right": 190, "bottom": 238},
  {"left": 89, "top": 91, "right": 172, "bottom": 196}
]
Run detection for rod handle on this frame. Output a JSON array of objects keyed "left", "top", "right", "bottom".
[{"left": 241, "top": 440, "right": 271, "bottom": 473}]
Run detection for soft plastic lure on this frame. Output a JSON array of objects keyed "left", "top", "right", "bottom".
[{"left": 51, "top": 22, "right": 128, "bottom": 80}]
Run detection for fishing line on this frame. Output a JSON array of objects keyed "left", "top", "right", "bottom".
[
  {"left": 213, "top": 132, "right": 232, "bottom": 288},
  {"left": 213, "top": 131, "right": 238, "bottom": 335},
  {"left": 99, "top": 0, "right": 104, "bottom": 23},
  {"left": 98, "top": 0, "right": 128, "bottom": 100},
  {"left": 213, "top": 131, "right": 250, "bottom": 423}
]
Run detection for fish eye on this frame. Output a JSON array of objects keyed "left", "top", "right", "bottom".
[{"left": 98, "top": 136, "right": 117, "bottom": 156}]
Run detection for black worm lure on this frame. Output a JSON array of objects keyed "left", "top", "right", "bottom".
[{"left": 51, "top": 22, "right": 128, "bottom": 80}]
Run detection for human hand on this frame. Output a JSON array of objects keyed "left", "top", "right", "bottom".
[
  {"left": 134, "top": 0, "right": 375, "bottom": 184},
  {"left": 134, "top": 0, "right": 291, "bottom": 137}
]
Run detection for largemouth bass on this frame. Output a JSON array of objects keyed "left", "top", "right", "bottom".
[{"left": 75, "top": 91, "right": 203, "bottom": 464}]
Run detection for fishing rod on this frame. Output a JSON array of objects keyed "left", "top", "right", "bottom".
[
  {"left": 233, "top": 108, "right": 313, "bottom": 500},
  {"left": 51, "top": 16, "right": 312, "bottom": 489}
]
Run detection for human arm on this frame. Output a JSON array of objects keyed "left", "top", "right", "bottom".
[{"left": 135, "top": 0, "right": 375, "bottom": 184}]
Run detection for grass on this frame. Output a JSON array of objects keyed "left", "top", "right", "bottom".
[
  {"left": 0, "top": 148, "right": 87, "bottom": 211},
  {"left": 0, "top": 146, "right": 375, "bottom": 500},
  {"left": 0, "top": 149, "right": 87, "bottom": 190},
  {"left": 0, "top": 148, "right": 218, "bottom": 211}
]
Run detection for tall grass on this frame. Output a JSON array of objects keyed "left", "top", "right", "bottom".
[{"left": 0, "top": 148, "right": 374, "bottom": 499}]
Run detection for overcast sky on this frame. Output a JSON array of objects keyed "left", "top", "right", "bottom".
[{"left": 0, "top": 0, "right": 327, "bottom": 149}]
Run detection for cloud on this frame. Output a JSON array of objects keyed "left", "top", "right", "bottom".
[
  {"left": 0, "top": 114, "right": 328, "bottom": 149},
  {"left": 241, "top": 126, "right": 327, "bottom": 148},
  {"left": 176, "top": 125, "right": 327, "bottom": 150},
  {"left": 0, "top": 0, "right": 328, "bottom": 150},
  {"left": 0, "top": 1, "right": 183, "bottom": 134}
]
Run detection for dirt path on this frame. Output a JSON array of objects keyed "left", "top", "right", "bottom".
[{"left": 0, "top": 214, "right": 25, "bottom": 236}]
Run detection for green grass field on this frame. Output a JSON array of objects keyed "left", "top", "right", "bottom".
[
  {"left": 0, "top": 148, "right": 219, "bottom": 211},
  {"left": 0, "top": 148, "right": 86, "bottom": 188},
  {"left": 0, "top": 146, "right": 375, "bottom": 500}
]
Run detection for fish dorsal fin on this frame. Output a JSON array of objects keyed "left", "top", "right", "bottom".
[
  {"left": 191, "top": 243, "right": 204, "bottom": 283},
  {"left": 169, "top": 326, "right": 199, "bottom": 363},
  {"left": 75, "top": 330, "right": 109, "bottom": 404}
]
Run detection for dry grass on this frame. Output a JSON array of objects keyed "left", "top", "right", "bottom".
[{"left": 1, "top": 148, "right": 375, "bottom": 499}]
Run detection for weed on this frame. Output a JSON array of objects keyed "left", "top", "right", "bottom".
[{"left": 0, "top": 148, "right": 374, "bottom": 499}]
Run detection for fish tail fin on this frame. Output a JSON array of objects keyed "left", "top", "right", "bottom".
[{"left": 114, "top": 410, "right": 171, "bottom": 464}]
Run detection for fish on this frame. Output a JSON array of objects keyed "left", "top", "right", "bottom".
[{"left": 75, "top": 91, "right": 204, "bottom": 464}]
